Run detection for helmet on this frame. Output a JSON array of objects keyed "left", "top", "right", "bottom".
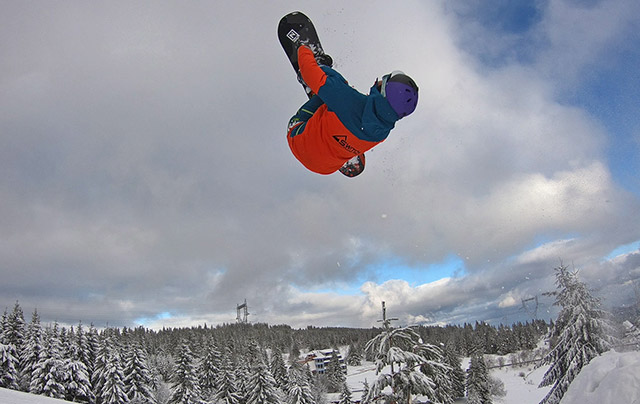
[{"left": 380, "top": 71, "right": 418, "bottom": 119}]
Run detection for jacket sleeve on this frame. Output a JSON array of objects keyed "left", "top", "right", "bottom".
[{"left": 298, "top": 46, "right": 327, "bottom": 95}]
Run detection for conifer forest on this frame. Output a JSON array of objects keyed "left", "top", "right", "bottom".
[{"left": 1, "top": 300, "right": 550, "bottom": 404}]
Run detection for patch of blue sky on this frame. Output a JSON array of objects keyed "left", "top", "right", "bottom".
[
  {"left": 450, "top": 0, "right": 544, "bottom": 66},
  {"left": 473, "top": 0, "right": 542, "bottom": 34},
  {"left": 604, "top": 240, "right": 640, "bottom": 261},
  {"left": 302, "top": 254, "right": 467, "bottom": 296},
  {"left": 565, "top": 37, "right": 640, "bottom": 195},
  {"left": 368, "top": 254, "right": 467, "bottom": 286},
  {"left": 134, "top": 311, "right": 173, "bottom": 326}
]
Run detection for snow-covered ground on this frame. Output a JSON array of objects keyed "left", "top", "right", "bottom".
[
  {"left": 340, "top": 349, "right": 640, "bottom": 404},
  {"left": 2, "top": 350, "right": 640, "bottom": 403},
  {"left": 561, "top": 350, "right": 640, "bottom": 404},
  {"left": 0, "top": 388, "right": 72, "bottom": 404}
]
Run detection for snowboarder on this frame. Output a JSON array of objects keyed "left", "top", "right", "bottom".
[{"left": 287, "top": 45, "right": 419, "bottom": 177}]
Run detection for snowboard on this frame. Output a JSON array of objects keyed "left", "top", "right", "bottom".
[
  {"left": 278, "top": 11, "right": 365, "bottom": 178},
  {"left": 278, "top": 11, "right": 329, "bottom": 99}
]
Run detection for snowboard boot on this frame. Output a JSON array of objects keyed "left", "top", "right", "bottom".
[
  {"left": 315, "top": 53, "right": 333, "bottom": 68},
  {"left": 339, "top": 153, "right": 366, "bottom": 177}
]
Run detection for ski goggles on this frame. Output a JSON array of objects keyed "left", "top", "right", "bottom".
[{"left": 377, "top": 70, "right": 406, "bottom": 97}]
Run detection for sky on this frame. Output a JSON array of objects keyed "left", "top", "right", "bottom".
[{"left": 2, "top": 0, "right": 640, "bottom": 330}]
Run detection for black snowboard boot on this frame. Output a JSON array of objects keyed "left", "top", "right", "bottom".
[{"left": 315, "top": 53, "right": 333, "bottom": 68}]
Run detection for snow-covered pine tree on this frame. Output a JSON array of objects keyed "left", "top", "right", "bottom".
[
  {"left": 622, "top": 319, "right": 640, "bottom": 348},
  {"left": 124, "top": 341, "right": 155, "bottom": 404},
  {"left": 213, "top": 346, "right": 241, "bottom": 404},
  {"left": 417, "top": 341, "right": 454, "bottom": 404},
  {"left": 0, "top": 309, "right": 6, "bottom": 339},
  {"left": 99, "top": 340, "right": 129, "bottom": 404},
  {"left": 360, "top": 380, "right": 369, "bottom": 404},
  {"left": 20, "top": 310, "right": 43, "bottom": 391},
  {"left": 197, "top": 339, "right": 221, "bottom": 401},
  {"left": 74, "top": 322, "right": 94, "bottom": 378},
  {"left": 91, "top": 334, "right": 111, "bottom": 399},
  {"left": 309, "top": 365, "right": 328, "bottom": 404},
  {"left": 31, "top": 323, "right": 66, "bottom": 399},
  {"left": 364, "top": 326, "right": 445, "bottom": 404},
  {"left": 86, "top": 324, "right": 100, "bottom": 382},
  {"left": 346, "top": 343, "right": 362, "bottom": 366},
  {"left": 538, "top": 263, "right": 614, "bottom": 404},
  {"left": 285, "top": 362, "right": 315, "bottom": 404},
  {"left": 65, "top": 356, "right": 94, "bottom": 403},
  {"left": 234, "top": 356, "right": 252, "bottom": 401},
  {"left": 91, "top": 334, "right": 128, "bottom": 404},
  {"left": 0, "top": 341, "right": 19, "bottom": 389},
  {"left": 169, "top": 341, "right": 201, "bottom": 404},
  {"left": 60, "top": 326, "right": 93, "bottom": 403},
  {"left": 269, "top": 345, "right": 288, "bottom": 390},
  {"left": 337, "top": 381, "right": 352, "bottom": 404},
  {"left": 466, "top": 353, "right": 491, "bottom": 404},
  {"left": 443, "top": 343, "right": 466, "bottom": 400},
  {"left": 6, "top": 302, "right": 26, "bottom": 376},
  {"left": 245, "top": 359, "right": 281, "bottom": 404},
  {"left": 326, "top": 349, "right": 345, "bottom": 393}
]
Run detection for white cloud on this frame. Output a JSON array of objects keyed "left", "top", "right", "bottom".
[{"left": 1, "top": 1, "right": 639, "bottom": 328}]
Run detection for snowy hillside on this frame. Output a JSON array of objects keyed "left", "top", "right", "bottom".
[
  {"left": 0, "top": 387, "right": 73, "bottom": 404},
  {"left": 2, "top": 350, "right": 640, "bottom": 403},
  {"left": 561, "top": 350, "right": 640, "bottom": 404},
  {"left": 339, "top": 350, "right": 640, "bottom": 404}
]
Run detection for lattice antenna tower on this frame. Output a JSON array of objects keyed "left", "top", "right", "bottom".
[
  {"left": 236, "top": 299, "right": 249, "bottom": 324},
  {"left": 521, "top": 295, "right": 539, "bottom": 318},
  {"left": 377, "top": 301, "right": 398, "bottom": 330}
]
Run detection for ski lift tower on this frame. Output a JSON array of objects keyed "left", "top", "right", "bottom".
[{"left": 236, "top": 299, "right": 249, "bottom": 324}]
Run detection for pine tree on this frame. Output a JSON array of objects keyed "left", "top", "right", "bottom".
[
  {"left": 337, "top": 382, "right": 352, "bottom": 404},
  {"left": 234, "top": 357, "right": 252, "bottom": 401},
  {"left": 92, "top": 334, "right": 128, "bottom": 404},
  {"left": 86, "top": 324, "right": 100, "bottom": 382},
  {"left": 62, "top": 324, "right": 93, "bottom": 403},
  {"left": 360, "top": 380, "right": 369, "bottom": 404},
  {"left": 214, "top": 346, "right": 241, "bottom": 404},
  {"left": 622, "top": 319, "right": 640, "bottom": 347},
  {"left": 92, "top": 335, "right": 111, "bottom": 399},
  {"left": 466, "top": 353, "right": 491, "bottom": 404},
  {"left": 65, "top": 357, "right": 94, "bottom": 403},
  {"left": 197, "top": 339, "right": 221, "bottom": 401},
  {"left": 31, "top": 323, "right": 66, "bottom": 399},
  {"left": 364, "top": 326, "right": 446, "bottom": 403},
  {"left": 245, "top": 360, "right": 281, "bottom": 404},
  {"left": 0, "top": 309, "right": 7, "bottom": 341},
  {"left": 269, "top": 345, "right": 288, "bottom": 390},
  {"left": 169, "top": 341, "right": 201, "bottom": 404},
  {"left": 346, "top": 343, "right": 362, "bottom": 366},
  {"left": 99, "top": 340, "right": 129, "bottom": 404},
  {"left": 6, "top": 302, "right": 26, "bottom": 374},
  {"left": 443, "top": 343, "right": 466, "bottom": 400},
  {"left": 124, "top": 342, "right": 155, "bottom": 404},
  {"left": 538, "top": 263, "right": 614, "bottom": 404},
  {"left": 325, "top": 350, "right": 345, "bottom": 393},
  {"left": 0, "top": 342, "right": 19, "bottom": 389},
  {"left": 285, "top": 362, "right": 315, "bottom": 404},
  {"left": 75, "top": 322, "right": 93, "bottom": 376},
  {"left": 23, "top": 310, "right": 44, "bottom": 393}
]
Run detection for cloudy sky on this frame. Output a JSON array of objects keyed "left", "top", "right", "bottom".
[{"left": 2, "top": 1, "right": 640, "bottom": 330}]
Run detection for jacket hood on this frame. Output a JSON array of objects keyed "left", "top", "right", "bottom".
[{"left": 360, "top": 84, "right": 398, "bottom": 142}]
